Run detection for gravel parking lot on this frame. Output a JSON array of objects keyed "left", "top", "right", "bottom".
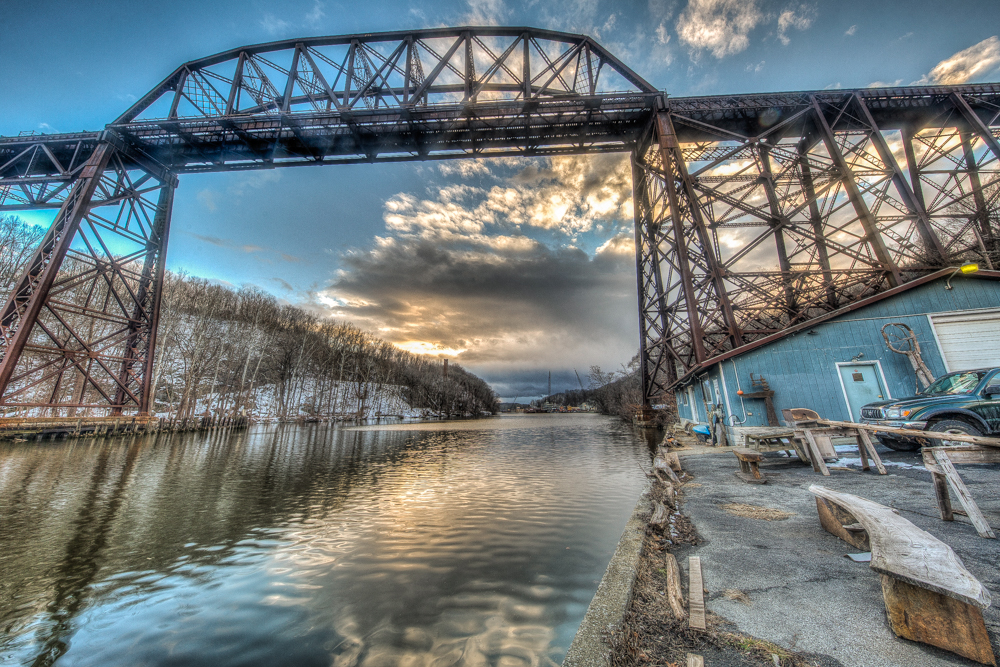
[{"left": 671, "top": 443, "right": 999, "bottom": 667}]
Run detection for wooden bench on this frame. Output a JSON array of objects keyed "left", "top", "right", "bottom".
[
  {"left": 809, "top": 485, "right": 995, "bottom": 665},
  {"left": 732, "top": 447, "right": 765, "bottom": 483}
]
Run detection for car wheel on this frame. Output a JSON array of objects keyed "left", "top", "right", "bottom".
[
  {"left": 927, "top": 419, "right": 983, "bottom": 447},
  {"left": 876, "top": 436, "right": 920, "bottom": 452}
]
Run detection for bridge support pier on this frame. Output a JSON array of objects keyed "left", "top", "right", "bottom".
[{"left": 0, "top": 139, "right": 176, "bottom": 417}]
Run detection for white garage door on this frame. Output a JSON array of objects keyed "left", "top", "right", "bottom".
[{"left": 931, "top": 309, "right": 1000, "bottom": 371}]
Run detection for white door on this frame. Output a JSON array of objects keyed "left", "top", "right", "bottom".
[
  {"left": 838, "top": 363, "right": 889, "bottom": 422},
  {"left": 931, "top": 309, "right": 1000, "bottom": 371}
]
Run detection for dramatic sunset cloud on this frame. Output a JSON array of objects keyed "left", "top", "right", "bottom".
[
  {"left": 313, "top": 155, "right": 638, "bottom": 395},
  {"left": 676, "top": 0, "right": 765, "bottom": 58},
  {"left": 913, "top": 35, "right": 1000, "bottom": 85}
]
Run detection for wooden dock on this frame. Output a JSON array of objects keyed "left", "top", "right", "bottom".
[{"left": 0, "top": 415, "right": 250, "bottom": 440}]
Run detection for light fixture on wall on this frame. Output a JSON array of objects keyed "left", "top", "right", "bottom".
[{"left": 945, "top": 261, "right": 979, "bottom": 290}]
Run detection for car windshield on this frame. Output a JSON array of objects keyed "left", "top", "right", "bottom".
[{"left": 923, "top": 371, "right": 987, "bottom": 395}]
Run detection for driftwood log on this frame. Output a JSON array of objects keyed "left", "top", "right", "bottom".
[
  {"left": 663, "top": 553, "right": 687, "bottom": 620},
  {"left": 650, "top": 501, "right": 669, "bottom": 528},
  {"left": 654, "top": 456, "right": 682, "bottom": 484}
]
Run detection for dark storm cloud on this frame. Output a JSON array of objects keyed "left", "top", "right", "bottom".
[
  {"left": 321, "top": 232, "right": 637, "bottom": 365},
  {"left": 308, "top": 154, "right": 642, "bottom": 397}
]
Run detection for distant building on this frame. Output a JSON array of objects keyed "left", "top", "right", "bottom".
[{"left": 674, "top": 269, "right": 1000, "bottom": 442}]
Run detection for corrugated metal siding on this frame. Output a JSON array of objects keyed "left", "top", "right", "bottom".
[{"left": 706, "top": 278, "right": 1000, "bottom": 426}]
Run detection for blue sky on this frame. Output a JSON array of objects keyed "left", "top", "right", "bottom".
[{"left": 3, "top": 0, "right": 999, "bottom": 399}]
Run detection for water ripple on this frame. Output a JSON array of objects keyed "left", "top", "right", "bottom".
[{"left": 0, "top": 414, "right": 651, "bottom": 666}]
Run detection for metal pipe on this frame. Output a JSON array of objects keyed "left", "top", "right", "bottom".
[{"left": 728, "top": 359, "right": 748, "bottom": 425}]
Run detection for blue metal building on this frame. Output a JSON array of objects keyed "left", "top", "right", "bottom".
[{"left": 674, "top": 269, "right": 1000, "bottom": 439}]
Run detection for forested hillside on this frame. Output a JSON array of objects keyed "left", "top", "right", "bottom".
[{"left": 0, "top": 215, "right": 497, "bottom": 420}]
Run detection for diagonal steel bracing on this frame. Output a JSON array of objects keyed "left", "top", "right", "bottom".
[
  {"left": 0, "top": 27, "right": 999, "bottom": 413},
  {"left": 634, "top": 86, "right": 1000, "bottom": 402}
]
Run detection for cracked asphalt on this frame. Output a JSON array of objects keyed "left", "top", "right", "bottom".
[{"left": 672, "top": 443, "right": 999, "bottom": 667}]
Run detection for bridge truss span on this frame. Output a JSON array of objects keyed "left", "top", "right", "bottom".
[
  {"left": 634, "top": 85, "right": 1000, "bottom": 400},
  {"left": 0, "top": 26, "right": 998, "bottom": 415}
]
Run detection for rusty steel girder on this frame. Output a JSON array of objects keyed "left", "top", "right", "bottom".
[
  {"left": 0, "top": 27, "right": 999, "bottom": 414},
  {"left": 634, "top": 88, "right": 1000, "bottom": 403},
  {"left": 0, "top": 137, "right": 175, "bottom": 416}
]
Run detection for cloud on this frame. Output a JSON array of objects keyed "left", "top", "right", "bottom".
[
  {"left": 311, "top": 155, "right": 639, "bottom": 388},
  {"left": 317, "top": 234, "right": 637, "bottom": 371},
  {"left": 844, "top": 24, "right": 857, "bottom": 36},
  {"left": 385, "top": 154, "right": 632, "bottom": 241},
  {"left": 912, "top": 36, "right": 1000, "bottom": 85},
  {"left": 228, "top": 170, "right": 282, "bottom": 197},
  {"left": 259, "top": 13, "right": 292, "bottom": 36},
  {"left": 270, "top": 277, "right": 295, "bottom": 292},
  {"left": 676, "top": 0, "right": 764, "bottom": 59},
  {"left": 656, "top": 23, "right": 671, "bottom": 45},
  {"left": 777, "top": 4, "right": 815, "bottom": 45},
  {"left": 197, "top": 189, "right": 218, "bottom": 212},
  {"left": 462, "top": 0, "right": 509, "bottom": 25},
  {"left": 305, "top": 0, "right": 324, "bottom": 26},
  {"left": 187, "top": 233, "right": 282, "bottom": 257},
  {"left": 867, "top": 79, "right": 903, "bottom": 88},
  {"left": 437, "top": 160, "right": 492, "bottom": 179}
]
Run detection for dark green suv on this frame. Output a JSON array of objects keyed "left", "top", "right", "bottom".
[{"left": 860, "top": 368, "right": 1000, "bottom": 451}]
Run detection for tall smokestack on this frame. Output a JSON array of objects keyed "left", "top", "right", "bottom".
[
  {"left": 443, "top": 359, "right": 448, "bottom": 378},
  {"left": 548, "top": 371, "right": 551, "bottom": 398}
]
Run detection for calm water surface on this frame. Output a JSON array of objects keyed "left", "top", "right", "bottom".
[{"left": 0, "top": 414, "right": 653, "bottom": 667}]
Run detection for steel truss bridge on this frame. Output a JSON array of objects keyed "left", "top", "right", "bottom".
[{"left": 1, "top": 26, "right": 998, "bottom": 415}]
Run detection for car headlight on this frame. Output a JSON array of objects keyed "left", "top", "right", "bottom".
[{"left": 884, "top": 408, "right": 913, "bottom": 419}]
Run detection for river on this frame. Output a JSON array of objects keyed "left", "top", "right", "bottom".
[{"left": 0, "top": 414, "right": 653, "bottom": 667}]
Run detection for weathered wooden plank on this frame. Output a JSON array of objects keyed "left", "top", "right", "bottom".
[
  {"left": 813, "top": 433, "right": 838, "bottom": 459},
  {"left": 801, "top": 429, "right": 830, "bottom": 476},
  {"left": 854, "top": 434, "right": 870, "bottom": 470},
  {"left": 931, "top": 450, "right": 996, "bottom": 539},
  {"left": 923, "top": 446, "right": 1000, "bottom": 467},
  {"left": 815, "top": 496, "right": 871, "bottom": 550},
  {"left": 818, "top": 419, "right": 1000, "bottom": 448},
  {"left": 688, "top": 556, "right": 706, "bottom": 630},
  {"left": 732, "top": 447, "right": 763, "bottom": 462},
  {"left": 931, "top": 472, "right": 955, "bottom": 521},
  {"left": 663, "top": 553, "right": 687, "bottom": 620},
  {"left": 809, "top": 485, "right": 992, "bottom": 608},
  {"left": 856, "top": 428, "right": 887, "bottom": 475},
  {"left": 686, "top": 654, "right": 705, "bottom": 667},
  {"left": 881, "top": 575, "right": 996, "bottom": 666}
]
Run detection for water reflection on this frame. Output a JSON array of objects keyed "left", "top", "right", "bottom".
[{"left": 0, "top": 415, "right": 651, "bottom": 667}]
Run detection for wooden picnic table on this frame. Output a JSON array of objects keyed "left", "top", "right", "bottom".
[{"left": 741, "top": 427, "right": 798, "bottom": 453}]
